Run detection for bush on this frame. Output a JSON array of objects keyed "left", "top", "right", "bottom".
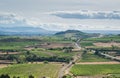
[
  {"left": 29, "top": 75, "right": 34, "bottom": 78},
  {"left": 43, "top": 61, "right": 48, "bottom": 64},
  {"left": 0, "top": 74, "right": 10, "bottom": 78}
]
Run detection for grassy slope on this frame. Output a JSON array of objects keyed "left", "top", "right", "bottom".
[
  {"left": 0, "top": 64, "right": 61, "bottom": 78},
  {"left": 71, "top": 64, "right": 120, "bottom": 76}
]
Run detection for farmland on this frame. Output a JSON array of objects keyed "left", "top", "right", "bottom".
[
  {"left": 0, "top": 63, "right": 61, "bottom": 78},
  {"left": 0, "top": 36, "right": 77, "bottom": 63},
  {"left": 0, "top": 34, "right": 120, "bottom": 78},
  {"left": 78, "top": 51, "right": 111, "bottom": 62},
  {"left": 70, "top": 64, "right": 120, "bottom": 76}
]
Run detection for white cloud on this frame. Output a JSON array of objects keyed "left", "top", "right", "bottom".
[
  {"left": 51, "top": 10, "right": 120, "bottom": 19},
  {"left": 0, "top": 12, "right": 120, "bottom": 31},
  {"left": 0, "top": 12, "right": 26, "bottom": 25}
]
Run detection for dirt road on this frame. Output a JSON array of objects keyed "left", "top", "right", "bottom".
[
  {"left": 58, "top": 39, "right": 82, "bottom": 78},
  {"left": 76, "top": 61, "right": 120, "bottom": 65}
]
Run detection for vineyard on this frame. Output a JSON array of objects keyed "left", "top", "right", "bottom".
[
  {"left": 71, "top": 64, "right": 120, "bottom": 76},
  {"left": 0, "top": 63, "right": 61, "bottom": 78}
]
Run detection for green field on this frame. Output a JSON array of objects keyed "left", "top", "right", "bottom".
[
  {"left": 71, "top": 64, "right": 120, "bottom": 76},
  {"left": 0, "top": 64, "right": 61, "bottom": 78},
  {"left": 31, "top": 48, "right": 79, "bottom": 58},
  {"left": 83, "top": 36, "right": 120, "bottom": 43},
  {"left": 80, "top": 36, "right": 120, "bottom": 47},
  {"left": 79, "top": 52, "right": 110, "bottom": 62},
  {"left": 80, "top": 41, "right": 94, "bottom": 47}
]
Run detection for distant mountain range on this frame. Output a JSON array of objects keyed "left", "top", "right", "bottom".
[
  {"left": 0, "top": 26, "right": 119, "bottom": 36},
  {"left": 0, "top": 26, "right": 57, "bottom": 36}
]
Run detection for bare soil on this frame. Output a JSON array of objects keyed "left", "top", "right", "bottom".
[
  {"left": 93, "top": 42, "right": 120, "bottom": 47},
  {"left": 0, "top": 60, "right": 13, "bottom": 64},
  {"left": 0, "top": 64, "right": 8, "bottom": 68},
  {"left": 0, "top": 52, "right": 20, "bottom": 55},
  {"left": 39, "top": 43, "right": 74, "bottom": 48},
  {"left": 76, "top": 75, "right": 104, "bottom": 78}
]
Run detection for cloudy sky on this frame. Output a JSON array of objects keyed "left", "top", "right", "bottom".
[{"left": 0, "top": 0, "right": 120, "bottom": 31}]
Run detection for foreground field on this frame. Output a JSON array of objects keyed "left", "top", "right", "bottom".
[
  {"left": 0, "top": 63, "right": 61, "bottom": 78},
  {"left": 70, "top": 64, "right": 120, "bottom": 76}
]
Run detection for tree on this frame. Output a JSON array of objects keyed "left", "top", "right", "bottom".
[
  {"left": 43, "top": 61, "right": 48, "bottom": 64},
  {"left": 63, "top": 47, "right": 72, "bottom": 53},
  {"left": 29, "top": 75, "right": 34, "bottom": 78},
  {"left": 94, "top": 50, "right": 99, "bottom": 55},
  {"left": 0, "top": 74, "right": 10, "bottom": 78}
]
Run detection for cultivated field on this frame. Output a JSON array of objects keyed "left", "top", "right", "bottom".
[
  {"left": 0, "top": 63, "right": 62, "bottom": 78},
  {"left": 71, "top": 64, "right": 120, "bottom": 76},
  {"left": 38, "top": 42, "right": 74, "bottom": 49},
  {"left": 78, "top": 52, "right": 111, "bottom": 62},
  {"left": 0, "top": 35, "right": 120, "bottom": 78},
  {"left": 93, "top": 42, "right": 120, "bottom": 47}
]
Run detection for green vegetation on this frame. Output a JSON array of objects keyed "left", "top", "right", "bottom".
[
  {"left": 71, "top": 64, "right": 120, "bottom": 76},
  {"left": 0, "top": 37, "right": 41, "bottom": 51},
  {"left": 62, "top": 74, "right": 72, "bottom": 78},
  {"left": 79, "top": 52, "right": 110, "bottom": 62},
  {"left": 83, "top": 36, "right": 120, "bottom": 42},
  {"left": 55, "top": 30, "right": 99, "bottom": 39},
  {"left": 80, "top": 41, "right": 94, "bottom": 47},
  {"left": 0, "top": 36, "right": 77, "bottom": 63},
  {"left": 0, "top": 64, "right": 61, "bottom": 78},
  {"left": 29, "top": 48, "right": 79, "bottom": 63}
]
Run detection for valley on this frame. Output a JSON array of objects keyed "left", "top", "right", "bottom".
[{"left": 0, "top": 30, "right": 120, "bottom": 78}]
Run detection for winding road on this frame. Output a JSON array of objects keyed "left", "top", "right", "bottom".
[{"left": 58, "top": 39, "right": 82, "bottom": 78}]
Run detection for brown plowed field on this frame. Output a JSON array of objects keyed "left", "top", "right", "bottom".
[{"left": 93, "top": 42, "right": 120, "bottom": 47}]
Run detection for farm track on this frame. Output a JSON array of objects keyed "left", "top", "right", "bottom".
[
  {"left": 0, "top": 64, "right": 8, "bottom": 68},
  {"left": 58, "top": 39, "right": 82, "bottom": 78},
  {"left": 76, "top": 61, "right": 120, "bottom": 65},
  {"left": 0, "top": 52, "right": 20, "bottom": 55}
]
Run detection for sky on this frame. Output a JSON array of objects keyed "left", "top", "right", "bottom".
[{"left": 0, "top": 0, "right": 120, "bottom": 31}]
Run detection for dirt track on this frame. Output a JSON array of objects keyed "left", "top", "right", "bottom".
[
  {"left": 0, "top": 52, "right": 20, "bottom": 55},
  {"left": 58, "top": 39, "right": 82, "bottom": 78},
  {"left": 0, "top": 64, "right": 8, "bottom": 68},
  {"left": 76, "top": 62, "right": 120, "bottom": 65}
]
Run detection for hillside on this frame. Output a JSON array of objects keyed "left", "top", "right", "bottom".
[{"left": 55, "top": 30, "right": 99, "bottom": 38}]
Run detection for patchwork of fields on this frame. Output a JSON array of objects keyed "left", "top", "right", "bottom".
[{"left": 0, "top": 35, "right": 120, "bottom": 78}]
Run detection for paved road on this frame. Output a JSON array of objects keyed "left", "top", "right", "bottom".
[{"left": 58, "top": 39, "right": 82, "bottom": 78}]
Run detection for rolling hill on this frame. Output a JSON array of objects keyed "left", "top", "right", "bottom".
[{"left": 55, "top": 30, "right": 99, "bottom": 38}]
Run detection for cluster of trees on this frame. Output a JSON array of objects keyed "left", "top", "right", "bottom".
[
  {"left": 63, "top": 47, "right": 73, "bottom": 53},
  {"left": 0, "top": 74, "right": 34, "bottom": 78},
  {"left": 4, "top": 51, "right": 72, "bottom": 63},
  {"left": 48, "top": 47, "right": 74, "bottom": 52},
  {"left": 0, "top": 49, "right": 24, "bottom": 52},
  {"left": 26, "top": 54, "right": 72, "bottom": 63}
]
